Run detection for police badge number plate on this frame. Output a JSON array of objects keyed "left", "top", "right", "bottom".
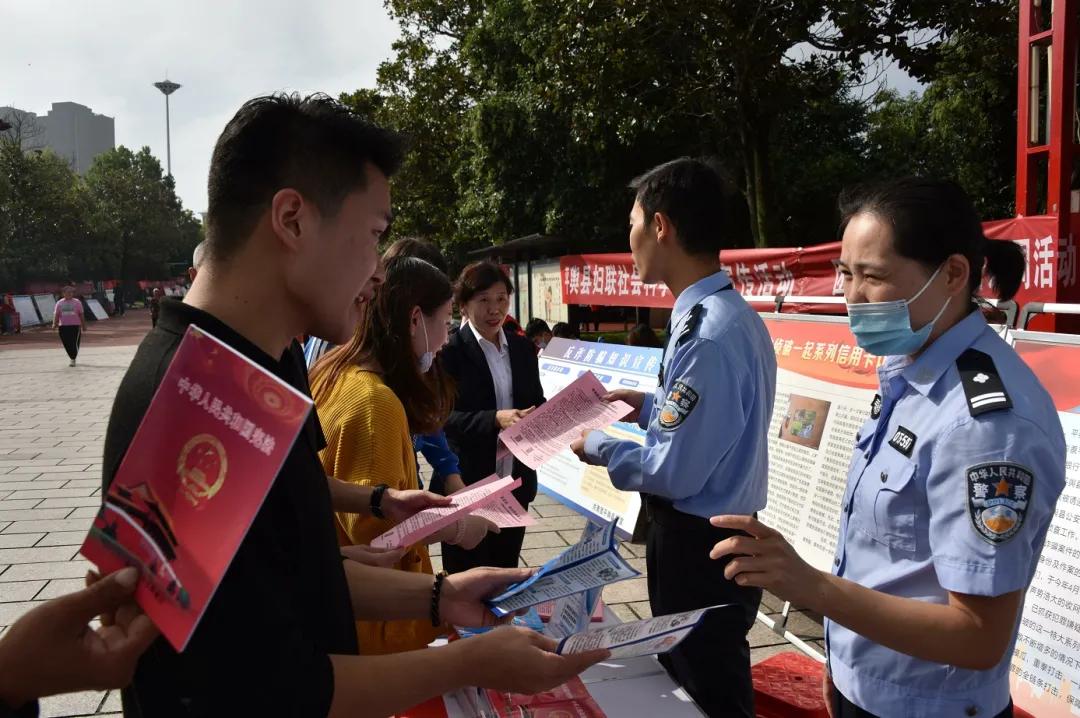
[
  {"left": 967, "top": 461, "right": 1033, "bottom": 544},
  {"left": 658, "top": 380, "right": 698, "bottom": 431}
]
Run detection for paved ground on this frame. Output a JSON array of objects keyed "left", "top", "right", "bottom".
[
  {"left": 0, "top": 308, "right": 156, "bottom": 350},
  {"left": 0, "top": 324, "right": 816, "bottom": 716}
]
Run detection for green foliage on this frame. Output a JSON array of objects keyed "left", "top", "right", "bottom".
[
  {"left": 0, "top": 142, "right": 201, "bottom": 289},
  {"left": 0, "top": 144, "right": 99, "bottom": 286},
  {"left": 863, "top": 4, "right": 1018, "bottom": 219},
  {"left": 355, "top": 0, "right": 1016, "bottom": 256}
]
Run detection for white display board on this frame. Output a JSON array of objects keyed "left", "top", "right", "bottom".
[
  {"left": 532, "top": 259, "right": 569, "bottom": 326},
  {"left": 85, "top": 298, "right": 108, "bottom": 321},
  {"left": 757, "top": 314, "right": 880, "bottom": 571},
  {"left": 1007, "top": 330, "right": 1080, "bottom": 717},
  {"left": 32, "top": 294, "right": 56, "bottom": 326},
  {"left": 536, "top": 338, "right": 660, "bottom": 538},
  {"left": 12, "top": 295, "right": 41, "bottom": 327}
]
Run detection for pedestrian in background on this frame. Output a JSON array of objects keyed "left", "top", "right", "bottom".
[
  {"left": 53, "top": 285, "right": 85, "bottom": 367},
  {"left": 149, "top": 288, "right": 163, "bottom": 327}
]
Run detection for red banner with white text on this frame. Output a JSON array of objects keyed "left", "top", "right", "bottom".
[
  {"left": 560, "top": 216, "right": 1078, "bottom": 321},
  {"left": 560, "top": 244, "right": 844, "bottom": 312}
]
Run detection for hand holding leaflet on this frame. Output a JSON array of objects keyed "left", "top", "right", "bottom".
[
  {"left": 370, "top": 475, "right": 520, "bottom": 549},
  {"left": 556, "top": 606, "right": 728, "bottom": 660},
  {"left": 499, "top": 372, "right": 633, "bottom": 470}
]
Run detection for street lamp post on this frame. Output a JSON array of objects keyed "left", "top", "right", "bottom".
[{"left": 153, "top": 79, "right": 181, "bottom": 177}]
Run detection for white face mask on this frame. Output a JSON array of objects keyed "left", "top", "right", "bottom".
[{"left": 417, "top": 317, "right": 434, "bottom": 374}]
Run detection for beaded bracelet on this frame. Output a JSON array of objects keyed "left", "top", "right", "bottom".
[{"left": 430, "top": 571, "right": 448, "bottom": 627}]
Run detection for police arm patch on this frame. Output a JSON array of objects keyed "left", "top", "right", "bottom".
[
  {"left": 658, "top": 380, "right": 699, "bottom": 431},
  {"left": 966, "top": 462, "right": 1033, "bottom": 544}
]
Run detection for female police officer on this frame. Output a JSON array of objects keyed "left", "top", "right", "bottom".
[{"left": 711, "top": 178, "right": 1065, "bottom": 718}]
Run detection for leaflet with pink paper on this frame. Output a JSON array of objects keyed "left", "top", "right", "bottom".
[
  {"left": 369, "top": 474, "right": 521, "bottom": 549},
  {"left": 499, "top": 371, "right": 633, "bottom": 470}
]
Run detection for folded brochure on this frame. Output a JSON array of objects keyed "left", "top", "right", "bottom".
[
  {"left": 487, "top": 520, "right": 638, "bottom": 618},
  {"left": 80, "top": 325, "right": 312, "bottom": 651},
  {"left": 543, "top": 585, "right": 603, "bottom": 639},
  {"left": 556, "top": 605, "right": 728, "bottom": 660}
]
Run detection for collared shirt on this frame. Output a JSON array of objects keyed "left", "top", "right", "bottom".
[
  {"left": 468, "top": 321, "right": 515, "bottom": 478},
  {"left": 583, "top": 270, "right": 777, "bottom": 518},
  {"left": 828, "top": 310, "right": 1065, "bottom": 718}
]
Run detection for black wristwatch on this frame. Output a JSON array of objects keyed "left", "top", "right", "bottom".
[{"left": 370, "top": 483, "right": 389, "bottom": 519}]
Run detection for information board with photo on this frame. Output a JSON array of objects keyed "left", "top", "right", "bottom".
[
  {"left": 535, "top": 338, "right": 661, "bottom": 537},
  {"left": 758, "top": 315, "right": 882, "bottom": 572}
]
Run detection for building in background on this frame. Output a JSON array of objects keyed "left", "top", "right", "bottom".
[{"left": 0, "top": 102, "right": 115, "bottom": 175}]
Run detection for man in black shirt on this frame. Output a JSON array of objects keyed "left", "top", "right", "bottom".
[{"left": 103, "top": 93, "right": 605, "bottom": 717}]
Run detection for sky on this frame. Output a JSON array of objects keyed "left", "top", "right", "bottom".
[
  {"left": 1, "top": 0, "right": 400, "bottom": 214},
  {"left": 1, "top": 2, "right": 919, "bottom": 217}
]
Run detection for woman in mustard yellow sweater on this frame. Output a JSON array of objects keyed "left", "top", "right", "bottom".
[{"left": 311, "top": 257, "right": 494, "bottom": 655}]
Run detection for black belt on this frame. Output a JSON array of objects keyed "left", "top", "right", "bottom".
[{"left": 644, "top": 495, "right": 754, "bottom": 531}]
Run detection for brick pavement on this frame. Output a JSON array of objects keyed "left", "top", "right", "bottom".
[{"left": 0, "top": 337, "right": 816, "bottom": 717}]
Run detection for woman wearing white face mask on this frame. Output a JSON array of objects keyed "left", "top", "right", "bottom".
[
  {"left": 311, "top": 257, "right": 496, "bottom": 655},
  {"left": 710, "top": 178, "right": 1064, "bottom": 718}
]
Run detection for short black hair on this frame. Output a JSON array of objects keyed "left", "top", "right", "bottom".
[
  {"left": 454, "top": 261, "right": 514, "bottom": 306},
  {"left": 206, "top": 92, "right": 404, "bottom": 260},
  {"left": 525, "top": 318, "right": 551, "bottom": 339},
  {"left": 382, "top": 237, "right": 449, "bottom": 275},
  {"left": 629, "top": 157, "right": 750, "bottom": 256},
  {"left": 551, "top": 322, "right": 577, "bottom": 339},
  {"left": 626, "top": 323, "right": 662, "bottom": 348},
  {"left": 839, "top": 177, "right": 1026, "bottom": 302}
]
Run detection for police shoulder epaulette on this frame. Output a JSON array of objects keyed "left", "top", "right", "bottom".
[
  {"left": 956, "top": 347, "right": 1012, "bottom": 417},
  {"left": 676, "top": 304, "right": 704, "bottom": 349}
]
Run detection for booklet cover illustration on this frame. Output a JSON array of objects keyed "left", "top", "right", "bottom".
[{"left": 81, "top": 325, "right": 312, "bottom": 651}]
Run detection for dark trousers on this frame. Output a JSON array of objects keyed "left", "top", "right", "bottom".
[
  {"left": 58, "top": 326, "right": 81, "bottom": 360},
  {"left": 835, "top": 692, "right": 1013, "bottom": 718},
  {"left": 442, "top": 526, "right": 527, "bottom": 573},
  {"left": 645, "top": 499, "right": 761, "bottom": 718}
]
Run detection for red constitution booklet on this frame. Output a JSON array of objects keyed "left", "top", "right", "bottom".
[{"left": 80, "top": 325, "right": 311, "bottom": 651}]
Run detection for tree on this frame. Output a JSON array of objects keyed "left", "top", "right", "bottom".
[
  {"left": 864, "top": 3, "right": 1018, "bottom": 220},
  {"left": 365, "top": 0, "right": 1014, "bottom": 251},
  {"left": 84, "top": 147, "right": 193, "bottom": 282},
  {"left": 0, "top": 108, "right": 47, "bottom": 153},
  {"left": 0, "top": 144, "right": 94, "bottom": 287}
]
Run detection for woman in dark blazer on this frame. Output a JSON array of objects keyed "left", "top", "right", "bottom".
[{"left": 441, "top": 261, "right": 546, "bottom": 572}]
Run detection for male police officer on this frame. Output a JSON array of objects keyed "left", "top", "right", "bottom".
[{"left": 572, "top": 158, "right": 777, "bottom": 717}]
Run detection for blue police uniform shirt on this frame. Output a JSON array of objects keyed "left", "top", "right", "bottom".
[
  {"left": 583, "top": 270, "right": 776, "bottom": 518},
  {"left": 828, "top": 310, "right": 1065, "bottom": 718}
]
